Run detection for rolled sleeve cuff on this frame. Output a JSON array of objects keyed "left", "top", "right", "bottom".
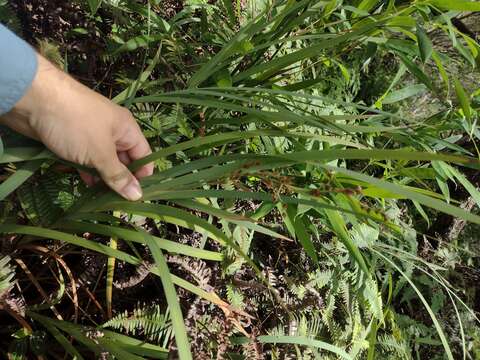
[{"left": 0, "top": 24, "right": 38, "bottom": 115}]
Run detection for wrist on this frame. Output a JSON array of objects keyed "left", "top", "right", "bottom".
[{"left": 15, "top": 55, "right": 61, "bottom": 122}]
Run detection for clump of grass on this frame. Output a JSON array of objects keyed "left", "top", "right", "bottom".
[{"left": 1, "top": 0, "right": 480, "bottom": 359}]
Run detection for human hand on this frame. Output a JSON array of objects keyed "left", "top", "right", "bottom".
[{"left": 0, "top": 54, "right": 154, "bottom": 201}]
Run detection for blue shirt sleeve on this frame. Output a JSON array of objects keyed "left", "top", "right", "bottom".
[{"left": 0, "top": 24, "right": 38, "bottom": 115}]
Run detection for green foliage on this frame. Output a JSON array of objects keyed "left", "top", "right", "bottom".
[
  {"left": 17, "top": 171, "right": 76, "bottom": 226},
  {"left": 0, "top": 1, "right": 22, "bottom": 34},
  {"left": 37, "top": 40, "right": 65, "bottom": 68},
  {"left": 0, "top": 255, "right": 14, "bottom": 300},
  {"left": 102, "top": 305, "right": 172, "bottom": 346},
  {"left": 1, "top": 0, "right": 480, "bottom": 359}
]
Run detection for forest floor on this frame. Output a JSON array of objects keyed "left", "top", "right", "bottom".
[{"left": 4, "top": 1, "right": 480, "bottom": 358}]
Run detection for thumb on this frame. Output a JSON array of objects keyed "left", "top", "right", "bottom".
[{"left": 95, "top": 151, "right": 143, "bottom": 201}]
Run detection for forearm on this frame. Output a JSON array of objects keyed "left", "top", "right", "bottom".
[
  {"left": 4, "top": 53, "right": 82, "bottom": 140},
  {"left": 2, "top": 54, "right": 56, "bottom": 138},
  {"left": 0, "top": 24, "right": 38, "bottom": 116},
  {"left": 0, "top": 24, "right": 153, "bottom": 200},
  {"left": 0, "top": 25, "right": 74, "bottom": 140}
]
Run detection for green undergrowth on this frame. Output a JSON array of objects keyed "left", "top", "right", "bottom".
[{"left": 1, "top": 0, "right": 480, "bottom": 359}]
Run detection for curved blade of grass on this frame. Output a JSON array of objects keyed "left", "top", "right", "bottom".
[
  {"left": 128, "top": 130, "right": 286, "bottom": 170},
  {"left": 89, "top": 202, "right": 229, "bottom": 246},
  {"left": 140, "top": 156, "right": 291, "bottom": 190},
  {"left": 279, "top": 149, "right": 480, "bottom": 168},
  {"left": 135, "top": 92, "right": 404, "bottom": 134},
  {"left": 58, "top": 220, "right": 223, "bottom": 261},
  {"left": 133, "top": 149, "right": 480, "bottom": 202},
  {"left": 141, "top": 154, "right": 268, "bottom": 185},
  {"left": 377, "top": 243, "right": 480, "bottom": 323},
  {"left": 233, "top": 21, "right": 381, "bottom": 82},
  {"left": 429, "top": 0, "right": 480, "bottom": 11},
  {"left": 324, "top": 207, "right": 369, "bottom": 274},
  {"left": 135, "top": 143, "right": 368, "bottom": 186},
  {"left": 139, "top": 229, "right": 192, "bottom": 360},
  {"left": 0, "top": 159, "right": 44, "bottom": 201},
  {"left": 87, "top": 158, "right": 293, "bottom": 208},
  {"left": 138, "top": 189, "right": 388, "bottom": 226},
  {"left": 134, "top": 150, "right": 480, "bottom": 203},
  {"left": 372, "top": 249, "right": 454, "bottom": 360},
  {"left": 293, "top": 216, "right": 319, "bottom": 264},
  {"left": 142, "top": 161, "right": 291, "bottom": 192},
  {"left": 0, "top": 224, "right": 141, "bottom": 264},
  {"left": 135, "top": 94, "right": 343, "bottom": 132},
  {"left": 0, "top": 147, "right": 52, "bottom": 163},
  {"left": 29, "top": 312, "right": 104, "bottom": 355},
  {"left": 100, "top": 330, "right": 168, "bottom": 359},
  {"left": 188, "top": 17, "right": 267, "bottom": 88},
  {"left": 97, "top": 339, "right": 146, "bottom": 360},
  {"left": 324, "top": 165, "right": 480, "bottom": 225},
  {"left": 258, "top": 335, "right": 352, "bottom": 360},
  {"left": 90, "top": 202, "right": 264, "bottom": 278},
  {"left": 379, "top": 245, "right": 467, "bottom": 360},
  {"left": 165, "top": 86, "right": 395, "bottom": 116},
  {"left": 163, "top": 86, "right": 406, "bottom": 123},
  {"left": 32, "top": 314, "right": 85, "bottom": 359},
  {"left": 173, "top": 199, "right": 292, "bottom": 241},
  {"left": 2, "top": 224, "right": 231, "bottom": 310},
  {"left": 31, "top": 311, "right": 147, "bottom": 360},
  {"left": 133, "top": 148, "right": 479, "bottom": 203},
  {"left": 445, "top": 289, "right": 466, "bottom": 360}
]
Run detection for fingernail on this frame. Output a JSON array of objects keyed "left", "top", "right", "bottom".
[{"left": 123, "top": 180, "right": 142, "bottom": 201}]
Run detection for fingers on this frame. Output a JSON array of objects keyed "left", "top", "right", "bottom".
[
  {"left": 118, "top": 151, "right": 131, "bottom": 166},
  {"left": 127, "top": 133, "right": 154, "bottom": 178},
  {"left": 90, "top": 110, "right": 153, "bottom": 201},
  {"left": 134, "top": 162, "right": 154, "bottom": 179},
  {"left": 116, "top": 113, "right": 154, "bottom": 179},
  {"left": 95, "top": 146, "right": 143, "bottom": 201},
  {"left": 80, "top": 152, "right": 129, "bottom": 188}
]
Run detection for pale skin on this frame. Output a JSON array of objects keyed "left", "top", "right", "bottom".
[{"left": 0, "top": 53, "right": 154, "bottom": 201}]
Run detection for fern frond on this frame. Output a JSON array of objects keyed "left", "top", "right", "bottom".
[
  {"left": 0, "top": 255, "right": 24, "bottom": 315},
  {"left": 226, "top": 284, "right": 245, "bottom": 310},
  {"left": 309, "top": 269, "right": 333, "bottom": 289},
  {"left": 322, "top": 291, "right": 340, "bottom": 339},
  {"left": 377, "top": 334, "right": 411, "bottom": 360},
  {"left": 101, "top": 304, "right": 172, "bottom": 345},
  {"left": 17, "top": 171, "right": 75, "bottom": 226},
  {"left": 0, "top": 255, "right": 14, "bottom": 300}
]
